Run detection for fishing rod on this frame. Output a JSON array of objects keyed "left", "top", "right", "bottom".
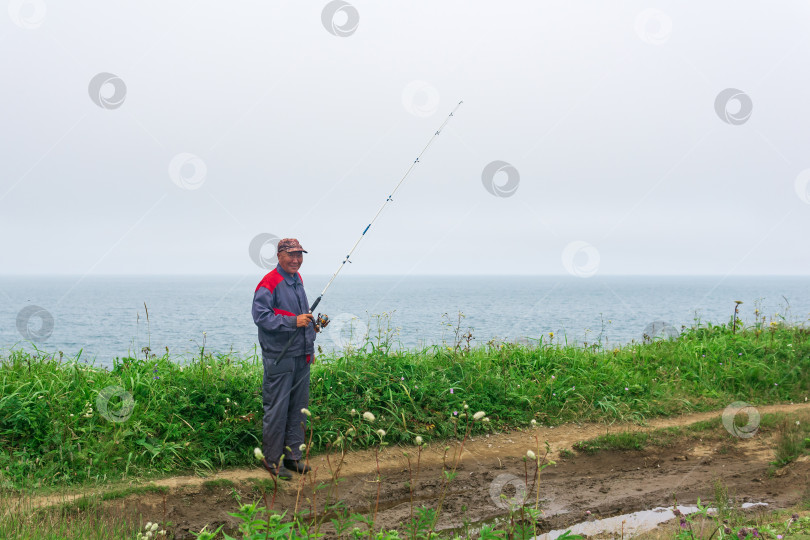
[{"left": 273, "top": 100, "right": 464, "bottom": 364}]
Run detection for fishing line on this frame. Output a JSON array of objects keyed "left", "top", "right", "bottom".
[{"left": 273, "top": 100, "right": 464, "bottom": 363}]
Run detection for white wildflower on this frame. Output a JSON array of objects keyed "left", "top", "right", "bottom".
[
  {"left": 473, "top": 411, "right": 486, "bottom": 421},
  {"left": 301, "top": 408, "right": 311, "bottom": 417},
  {"left": 376, "top": 429, "right": 386, "bottom": 437},
  {"left": 363, "top": 411, "right": 375, "bottom": 422},
  {"left": 526, "top": 450, "right": 537, "bottom": 461},
  {"left": 299, "top": 444, "right": 307, "bottom": 452},
  {"left": 415, "top": 436, "right": 423, "bottom": 445},
  {"left": 254, "top": 447, "right": 264, "bottom": 460}
]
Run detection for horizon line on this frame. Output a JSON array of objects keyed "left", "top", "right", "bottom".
[{"left": 0, "top": 273, "right": 808, "bottom": 278}]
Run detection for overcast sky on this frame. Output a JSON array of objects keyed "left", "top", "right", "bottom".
[{"left": 2, "top": 1, "right": 809, "bottom": 276}]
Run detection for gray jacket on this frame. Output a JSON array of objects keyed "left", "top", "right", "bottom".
[{"left": 252, "top": 264, "right": 316, "bottom": 360}]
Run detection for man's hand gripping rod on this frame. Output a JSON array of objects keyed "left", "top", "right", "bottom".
[{"left": 272, "top": 101, "right": 463, "bottom": 364}]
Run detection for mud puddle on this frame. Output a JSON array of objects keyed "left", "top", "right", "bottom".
[{"left": 535, "top": 502, "right": 768, "bottom": 539}]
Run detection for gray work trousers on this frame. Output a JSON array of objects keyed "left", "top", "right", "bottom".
[{"left": 261, "top": 353, "right": 311, "bottom": 465}]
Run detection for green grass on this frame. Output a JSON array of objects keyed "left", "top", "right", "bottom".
[
  {"left": 247, "top": 477, "right": 277, "bottom": 493},
  {"left": 0, "top": 489, "right": 144, "bottom": 540},
  {"left": 573, "top": 431, "right": 650, "bottom": 454},
  {"left": 570, "top": 420, "right": 719, "bottom": 454},
  {"left": 682, "top": 419, "right": 718, "bottom": 433},
  {"left": 772, "top": 417, "right": 810, "bottom": 468},
  {"left": 202, "top": 478, "right": 235, "bottom": 489},
  {"left": 636, "top": 503, "right": 810, "bottom": 540},
  {"left": 1, "top": 319, "right": 807, "bottom": 491},
  {"left": 559, "top": 448, "right": 575, "bottom": 459},
  {"left": 0, "top": 482, "right": 168, "bottom": 521},
  {"left": 571, "top": 411, "right": 810, "bottom": 456},
  {"left": 65, "top": 484, "right": 168, "bottom": 512}
]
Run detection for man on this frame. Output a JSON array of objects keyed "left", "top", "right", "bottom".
[{"left": 252, "top": 238, "right": 318, "bottom": 480}]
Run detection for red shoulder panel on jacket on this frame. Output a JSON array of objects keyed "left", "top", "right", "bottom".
[
  {"left": 255, "top": 269, "right": 284, "bottom": 293},
  {"left": 297, "top": 272, "right": 303, "bottom": 284}
]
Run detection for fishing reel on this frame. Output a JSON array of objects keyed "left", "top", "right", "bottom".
[{"left": 314, "top": 313, "right": 330, "bottom": 331}]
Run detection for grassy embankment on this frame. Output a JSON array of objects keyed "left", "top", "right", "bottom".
[{"left": 1, "top": 314, "right": 807, "bottom": 492}]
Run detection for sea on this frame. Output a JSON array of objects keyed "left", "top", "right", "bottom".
[{"left": 1, "top": 275, "right": 807, "bottom": 368}]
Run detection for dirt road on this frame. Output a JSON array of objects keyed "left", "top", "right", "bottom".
[{"left": 22, "top": 403, "right": 810, "bottom": 538}]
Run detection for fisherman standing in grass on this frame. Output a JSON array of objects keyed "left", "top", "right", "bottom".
[{"left": 252, "top": 238, "right": 318, "bottom": 480}]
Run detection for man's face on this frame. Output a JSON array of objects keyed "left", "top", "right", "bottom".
[{"left": 278, "top": 250, "right": 304, "bottom": 274}]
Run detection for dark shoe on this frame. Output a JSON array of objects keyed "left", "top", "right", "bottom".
[
  {"left": 262, "top": 460, "right": 292, "bottom": 480},
  {"left": 283, "top": 458, "right": 311, "bottom": 474}
]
